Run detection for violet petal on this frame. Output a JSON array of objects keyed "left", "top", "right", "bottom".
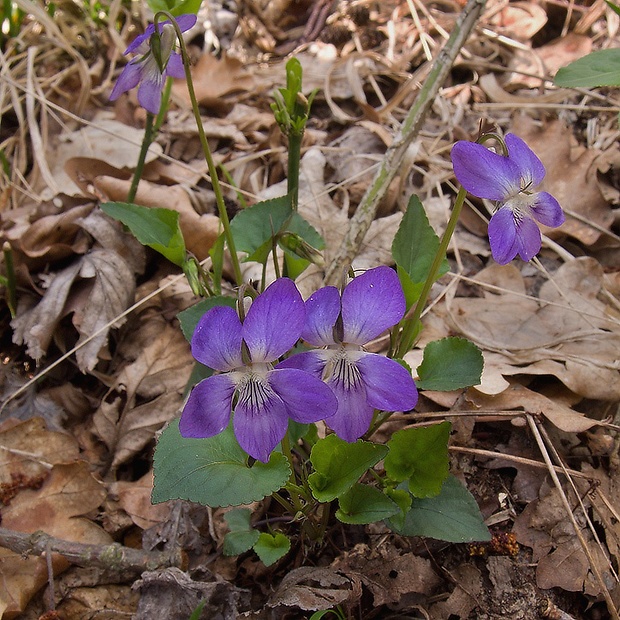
[
  {"left": 451, "top": 141, "right": 521, "bottom": 201},
  {"left": 505, "top": 133, "right": 546, "bottom": 188},
  {"left": 125, "top": 31, "right": 151, "bottom": 55},
  {"left": 516, "top": 216, "right": 542, "bottom": 262},
  {"left": 191, "top": 306, "right": 243, "bottom": 371},
  {"left": 531, "top": 192, "right": 565, "bottom": 228},
  {"left": 276, "top": 350, "right": 328, "bottom": 379},
  {"left": 325, "top": 378, "right": 375, "bottom": 442},
  {"left": 488, "top": 208, "right": 519, "bottom": 265},
  {"left": 301, "top": 286, "right": 341, "bottom": 346},
  {"left": 165, "top": 52, "right": 185, "bottom": 78},
  {"left": 179, "top": 374, "right": 235, "bottom": 438},
  {"left": 243, "top": 278, "right": 305, "bottom": 362},
  {"left": 233, "top": 384, "right": 289, "bottom": 462},
  {"left": 269, "top": 368, "right": 338, "bottom": 423},
  {"left": 137, "top": 69, "right": 164, "bottom": 114},
  {"left": 109, "top": 62, "right": 142, "bottom": 100},
  {"left": 356, "top": 353, "right": 418, "bottom": 412},
  {"left": 341, "top": 266, "right": 405, "bottom": 345}
]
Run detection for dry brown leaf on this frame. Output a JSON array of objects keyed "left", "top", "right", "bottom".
[
  {"left": 94, "top": 176, "right": 220, "bottom": 260},
  {"left": 429, "top": 564, "right": 482, "bottom": 620},
  {"left": 0, "top": 461, "right": 111, "bottom": 618},
  {"left": 15, "top": 203, "right": 94, "bottom": 261},
  {"left": 506, "top": 33, "right": 592, "bottom": 90},
  {"left": 464, "top": 383, "right": 601, "bottom": 433},
  {"left": 511, "top": 117, "right": 614, "bottom": 245},
  {"left": 90, "top": 312, "right": 193, "bottom": 471},
  {"left": 171, "top": 52, "right": 254, "bottom": 109},
  {"left": 268, "top": 566, "right": 361, "bottom": 611},
  {"left": 47, "top": 120, "right": 163, "bottom": 196},
  {"left": 331, "top": 543, "right": 441, "bottom": 606},
  {"left": 56, "top": 584, "right": 139, "bottom": 619},
  {"left": 11, "top": 248, "right": 136, "bottom": 371},
  {"left": 487, "top": 2, "right": 547, "bottom": 40},
  {"left": 446, "top": 259, "right": 620, "bottom": 402},
  {"left": 0, "top": 418, "right": 80, "bottom": 477},
  {"left": 134, "top": 568, "right": 250, "bottom": 620},
  {"left": 110, "top": 471, "right": 172, "bottom": 531}
]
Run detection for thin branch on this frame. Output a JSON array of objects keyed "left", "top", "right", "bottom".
[
  {"left": 0, "top": 527, "right": 183, "bottom": 576},
  {"left": 323, "top": 0, "right": 486, "bottom": 285}
]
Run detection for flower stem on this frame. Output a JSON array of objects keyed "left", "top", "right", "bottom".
[
  {"left": 127, "top": 112, "right": 154, "bottom": 203},
  {"left": 158, "top": 11, "right": 243, "bottom": 287},
  {"left": 287, "top": 131, "right": 302, "bottom": 213},
  {"left": 281, "top": 432, "right": 304, "bottom": 514},
  {"left": 395, "top": 186, "right": 467, "bottom": 357}
]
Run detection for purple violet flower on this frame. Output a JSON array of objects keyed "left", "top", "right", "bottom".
[
  {"left": 179, "top": 278, "right": 338, "bottom": 463},
  {"left": 279, "top": 266, "right": 418, "bottom": 442},
  {"left": 451, "top": 133, "right": 564, "bottom": 264},
  {"left": 109, "top": 14, "right": 197, "bottom": 114}
]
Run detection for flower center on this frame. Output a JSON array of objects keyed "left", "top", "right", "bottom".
[
  {"left": 324, "top": 346, "right": 362, "bottom": 390},
  {"left": 235, "top": 369, "right": 276, "bottom": 411}
]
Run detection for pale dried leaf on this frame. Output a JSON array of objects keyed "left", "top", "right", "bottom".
[
  {"left": 268, "top": 566, "right": 360, "bottom": 611},
  {"left": 11, "top": 260, "right": 82, "bottom": 360},
  {"left": 90, "top": 314, "right": 193, "bottom": 469},
  {"left": 49, "top": 120, "right": 163, "bottom": 196},
  {"left": 446, "top": 259, "right": 620, "bottom": 401},
  {"left": 0, "top": 461, "right": 111, "bottom": 617},
  {"left": 171, "top": 53, "right": 254, "bottom": 108}
]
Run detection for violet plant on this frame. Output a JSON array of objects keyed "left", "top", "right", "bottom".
[{"left": 100, "top": 12, "right": 566, "bottom": 568}]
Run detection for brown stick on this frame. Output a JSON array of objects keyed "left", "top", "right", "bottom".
[{"left": 0, "top": 527, "right": 183, "bottom": 575}]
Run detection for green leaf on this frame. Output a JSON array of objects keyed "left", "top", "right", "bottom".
[
  {"left": 230, "top": 195, "right": 292, "bottom": 263},
  {"left": 392, "top": 195, "right": 449, "bottom": 304},
  {"left": 223, "top": 508, "right": 259, "bottom": 555},
  {"left": 146, "top": 0, "right": 201, "bottom": 16},
  {"left": 606, "top": 0, "right": 620, "bottom": 17},
  {"left": 385, "top": 487, "right": 412, "bottom": 516},
  {"left": 384, "top": 422, "right": 451, "bottom": 498},
  {"left": 336, "top": 484, "right": 400, "bottom": 524},
  {"left": 387, "top": 475, "right": 491, "bottom": 542},
  {"left": 308, "top": 435, "right": 388, "bottom": 502},
  {"left": 253, "top": 532, "right": 291, "bottom": 566},
  {"left": 177, "top": 296, "right": 237, "bottom": 341},
  {"left": 152, "top": 419, "right": 290, "bottom": 507},
  {"left": 554, "top": 49, "right": 620, "bottom": 88},
  {"left": 100, "top": 202, "right": 186, "bottom": 266},
  {"left": 416, "top": 337, "right": 484, "bottom": 391}
]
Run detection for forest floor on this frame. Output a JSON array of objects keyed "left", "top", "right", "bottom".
[{"left": 0, "top": 0, "right": 619, "bottom": 618}]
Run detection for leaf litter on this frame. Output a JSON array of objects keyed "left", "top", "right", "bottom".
[{"left": 0, "top": 0, "right": 619, "bottom": 618}]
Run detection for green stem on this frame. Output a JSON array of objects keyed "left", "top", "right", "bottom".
[
  {"left": 281, "top": 432, "right": 303, "bottom": 513},
  {"left": 287, "top": 131, "right": 302, "bottom": 212},
  {"left": 127, "top": 112, "right": 154, "bottom": 203},
  {"left": 158, "top": 11, "right": 243, "bottom": 287},
  {"left": 153, "top": 77, "right": 173, "bottom": 133},
  {"left": 395, "top": 186, "right": 467, "bottom": 357}
]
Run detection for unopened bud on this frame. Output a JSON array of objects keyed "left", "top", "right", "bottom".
[{"left": 278, "top": 232, "right": 324, "bottom": 266}]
